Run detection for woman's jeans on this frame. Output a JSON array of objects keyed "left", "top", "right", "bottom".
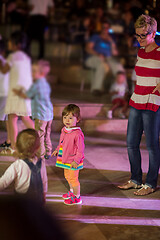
[{"left": 127, "top": 107, "right": 160, "bottom": 188}]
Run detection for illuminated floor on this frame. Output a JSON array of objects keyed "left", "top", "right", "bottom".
[{"left": 0, "top": 131, "right": 160, "bottom": 240}]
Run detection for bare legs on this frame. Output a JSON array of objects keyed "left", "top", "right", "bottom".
[
  {"left": 21, "top": 116, "right": 34, "bottom": 129},
  {"left": 8, "top": 114, "right": 34, "bottom": 150}
]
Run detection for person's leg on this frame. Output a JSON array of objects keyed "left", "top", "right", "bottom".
[
  {"left": 6, "top": 120, "right": 11, "bottom": 144},
  {"left": 8, "top": 114, "right": 18, "bottom": 150},
  {"left": 64, "top": 169, "right": 73, "bottom": 193},
  {"left": 107, "top": 57, "right": 124, "bottom": 76},
  {"left": 85, "top": 56, "right": 109, "bottom": 92},
  {"left": 36, "top": 15, "right": 47, "bottom": 59},
  {"left": 127, "top": 107, "right": 144, "bottom": 185},
  {"left": 35, "top": 119, "right": 47, "bottom": 158},
  {"left": 44, "top": 120, "right": 52, "bottom": 156},
  {"left": 63, "top": 169, "right": 82, "bottom": 205},
  {"left": 111, "top": 102, "right": 121, "bottom": 111},
  {"left": 69, "top": 170, "right": 80, "bottom": 198},
  {"left": 142, "top": 108, "right": 160, "bottom": 189},
  {"left": 21, "top": 116, "right": 34, "bottom": 129},
  {"left": 122, "top": 101, "right": 129, "bottom": 114}
]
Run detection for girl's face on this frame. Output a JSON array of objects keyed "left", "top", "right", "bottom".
[
  {"left": 135, "top": 26, "right": 155, "bottom": 47},
  {"left": 63, "top": 112, "right": 78, "bottom": 128}
]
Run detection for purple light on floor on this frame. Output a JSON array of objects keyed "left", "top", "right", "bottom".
[
  {"left": 59, "top": 215, "right": 160, "bottom": 227},
  {"left": 46, "top": 194, "right": 160, "bottom": 211}
]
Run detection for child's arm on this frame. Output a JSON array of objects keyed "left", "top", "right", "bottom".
[
  {"left": 0, "top": 60, "right": 10, "bottom": 74},
  {"left": 0, "top": 162, "right": 17, "bottom": 191},
  {"left": 13, "top": 88, "right": 28, "bottom": 99},
  {"left": 72, "top": 132, "right": 85, "bottom": 166},
  {"left": 51, "top": 128, "right": 65, "bottom": 157},
  {"left": 13, "top": 82, "right": 36, "bottom": 100}
]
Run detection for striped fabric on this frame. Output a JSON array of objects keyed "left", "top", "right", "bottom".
[
  {"left": 130, "top": 46, "right": 160, "bottom": 112},
  {"left": 56, "top": 144, "right": 83, "bottom": 170}
]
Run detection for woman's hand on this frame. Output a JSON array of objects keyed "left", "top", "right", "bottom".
[
  {"left": 51, "top": 150, "right": 58, "bottom": 157},
  {"left": 70, "top": 161, "right": 78, "bottom": 169},
  {"left": 152, "top": 83, "right": 160, "bottom": 94}
]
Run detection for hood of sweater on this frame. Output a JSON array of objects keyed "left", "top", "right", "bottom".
[{"left": 63, "top": 126, "right": 82, "bottom": 133}]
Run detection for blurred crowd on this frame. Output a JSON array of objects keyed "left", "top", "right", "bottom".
[
  {"left": 0, "top": 0, "right": 160, "bottom": 59},
  {"left": 0, "top": 0, "right": 160, "bottom": 105}
]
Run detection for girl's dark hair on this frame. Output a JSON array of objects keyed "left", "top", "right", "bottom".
[
  {"left": 62, "top": 104, "right": 81, "bottom": 121},
  {"left": 10, "top": 31, "right": 28, "bottom": 51},
  {"left": 16, "top": 129, "right": 40, "bottom": 159}
]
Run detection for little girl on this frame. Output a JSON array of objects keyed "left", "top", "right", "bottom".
[
  {"left": 0, "top": 31, "right": 34, "bottom": 155},
  {"left": 0, "top": 129, "right": 48, "bottom": 204},
  {"left": 52, "top": 104, "right": 85, "bottom": 205}
]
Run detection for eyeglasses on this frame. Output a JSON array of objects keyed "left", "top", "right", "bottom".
[{"left": 135, "top": 32, "right": 152, "bottom": 39}]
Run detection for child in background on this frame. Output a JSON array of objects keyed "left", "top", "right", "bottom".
[
  {"left": 0, "top": 31, "right": 34, "bottom": 155},
  {"left": 13, "top": 60, "right": 53, "bottom": 159},
  {"left": 107, "top": 71, "right": 129, "bottom": 119},
  {"left": 52, "top": 104, "right": 84, "bottom": 205},
  {"left": 0, "top": 129, "right": 48, "bottom": 204},
  {"left": 0, "top": 39, "right": 11, "bottom": 149}
]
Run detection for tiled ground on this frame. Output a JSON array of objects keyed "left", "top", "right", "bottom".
[{"left": 0, "top": 130, "right": 160, "bottom": 240}]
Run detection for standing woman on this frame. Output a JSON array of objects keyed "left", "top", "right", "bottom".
[{"left": 118, "top": 15, "right": 160, "bottom": 195}]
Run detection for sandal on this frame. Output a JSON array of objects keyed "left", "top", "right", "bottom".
[
  {"left": 0, "top": 141, "right": 11, "bottom": 149},
  {"left": 118, "top": 180, "right": 142, "bottom": 190},
  {"left": 0, "top": 147, "right": 15, "bottom": 156},
  {"left": 134, "top": 184, "right": 155, "bottom": 196}
]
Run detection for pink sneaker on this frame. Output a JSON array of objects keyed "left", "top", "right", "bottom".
[
  {"left": 64, "top": 195, "right": 82, "bottom": 205},
  {"left": 62, "top": 191, "right": 73, "bottom": 200}
]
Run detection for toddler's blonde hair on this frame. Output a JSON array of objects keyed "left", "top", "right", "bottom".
[{"left": 16, "top": 129, "right": 40, "bottom": 159}]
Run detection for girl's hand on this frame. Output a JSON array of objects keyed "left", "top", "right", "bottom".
[
  {"left": 51, "top": 150, "right": 58, "bottom": 157},
  {"left": 152, "top": 83, "right": 160, "bottom": 94},
  {"left": 70, "top": 161, "right": 78, "bottom": 169}
]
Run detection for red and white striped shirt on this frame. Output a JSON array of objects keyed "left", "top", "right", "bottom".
[{"left": 130, "top": 46, "right": 160, "bottom": 112}]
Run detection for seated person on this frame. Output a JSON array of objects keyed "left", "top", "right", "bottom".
[{"left": 85, "top": 20, "right": 124, "bottom": 95}]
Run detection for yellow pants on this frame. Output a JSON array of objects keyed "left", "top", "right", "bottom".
[{"left": 64, "top": 169, "right": 80, "bottom": 187}]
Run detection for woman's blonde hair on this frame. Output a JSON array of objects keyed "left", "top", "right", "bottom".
[
  {"left": 135, "top": 14, "right": 157, "bottom": 33},
  {"left": 16, "top": 129, "right": 40, "bottom": 159}
]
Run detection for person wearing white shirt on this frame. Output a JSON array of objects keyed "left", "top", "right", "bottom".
[{"left": 0, "top": 129, "right": 48, "bottom": 204}]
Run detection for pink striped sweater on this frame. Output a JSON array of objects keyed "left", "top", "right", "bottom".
[{"left": 130, "top": 46, "right": 160, "bottom": 112}]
